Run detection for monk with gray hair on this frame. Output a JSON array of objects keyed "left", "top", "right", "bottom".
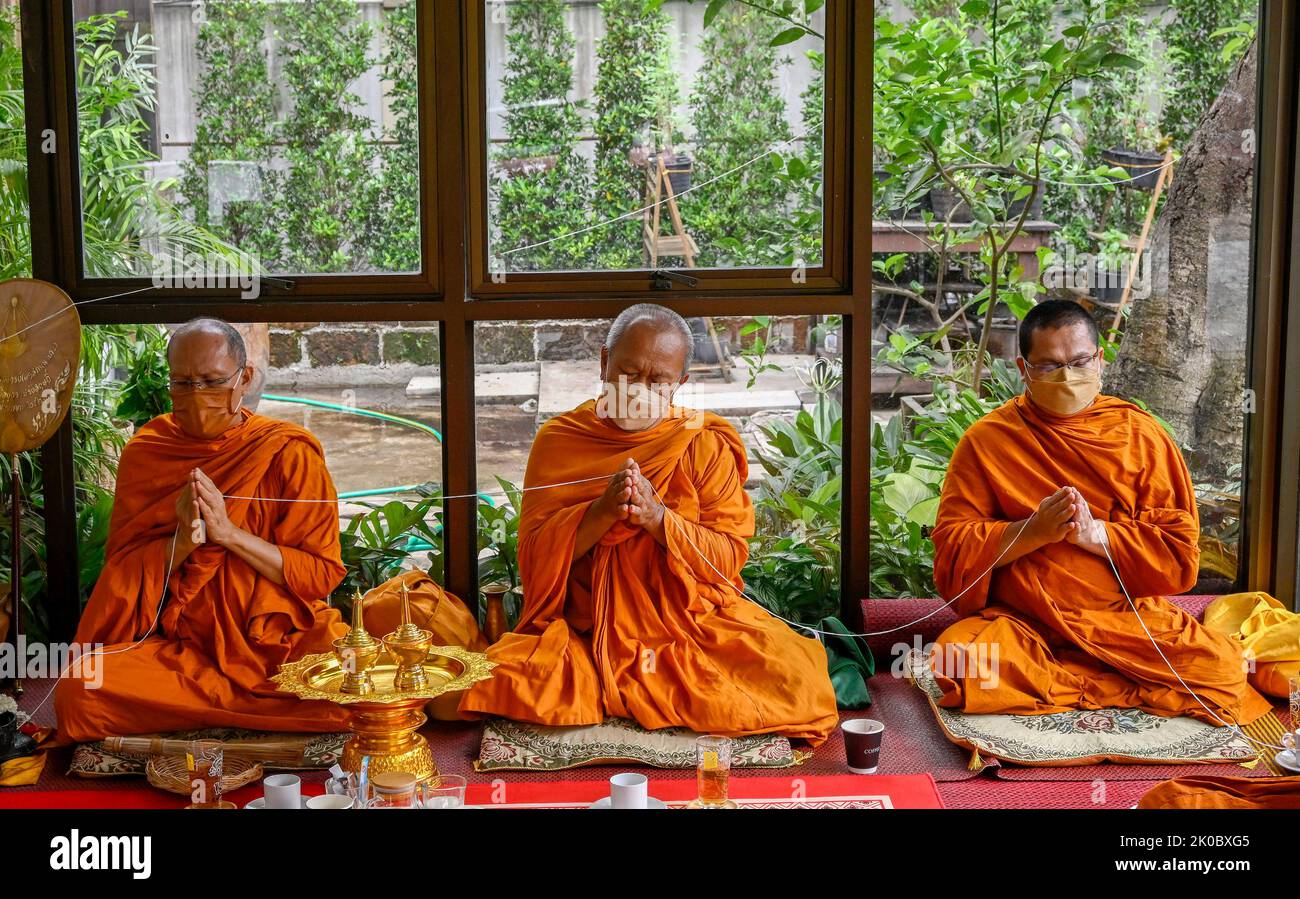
[{"left": 452, "top": 302, "right": 839, "bottom": 744}]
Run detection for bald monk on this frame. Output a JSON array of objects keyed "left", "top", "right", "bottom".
[
  {"left": 458, "top": 304, "right": 839, "bottom": 745},
  {"left": 929, "top": 300, "right": 1272, "bottom": 728},
  {"left": 56, "top": 318, "right": 353, "bottom": 740}
]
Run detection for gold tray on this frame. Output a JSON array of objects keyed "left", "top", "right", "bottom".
[{"left": 271, "top": 645, "right": 495, "bottom": 704}]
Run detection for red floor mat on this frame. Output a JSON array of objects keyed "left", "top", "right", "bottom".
[
  {"left": 939, "top": 775, "right": 1159, "bottom": 809},
  {"left": 0, "top": 773, "right": 943, "bottom": 809}
]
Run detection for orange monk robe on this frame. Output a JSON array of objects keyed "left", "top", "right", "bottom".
[
  {"left": 361, "top": 569, "right": 487, "bottom": 652},
  {"left": 459, "top": 400, "right": 839, "bottom": 746},
  {"left": 1138, "top": 775, "right": 1300, "bottom": 809},
  {"left": 55, "top": 409, "right": 354, "bottom": 741},
  {"left": 929, "top": 394, "right": 1272, "bottom": 727}
]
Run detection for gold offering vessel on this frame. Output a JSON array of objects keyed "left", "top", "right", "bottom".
[{"left": 273, "top": 585, "right": 495, "bottom": 782}]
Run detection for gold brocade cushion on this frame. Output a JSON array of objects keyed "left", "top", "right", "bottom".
[{"left": 476, "top": 717, "right": 804, "bottom": 771}]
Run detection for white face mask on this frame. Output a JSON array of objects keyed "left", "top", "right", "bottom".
[{"left": 595, "top": 379, "right": 675, "bottom": 431}]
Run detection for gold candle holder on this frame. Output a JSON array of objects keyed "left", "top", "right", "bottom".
[
  {"left": 382, "top": 582, "right": 434, "bottom": 692},
  {"left": 333, "top": 588, "right": 381, "bottom": 695}
]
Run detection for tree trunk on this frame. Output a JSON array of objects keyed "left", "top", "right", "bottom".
[{"left": 1104, "top": 40, "right": 1256, "bottom": 484}]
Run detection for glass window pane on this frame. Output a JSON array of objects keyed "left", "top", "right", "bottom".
[
  {"left": 1, "top": 4, "right": 30, "bottom": 279},
  {"left": 483, "top": 0, "right": 825, "bottom": 275},
  {"left": 474, "top": 314, "right": 842, "bottom": 627},
  {"left": 871, "top": 1, "right": 1259, "bottom": 597},
  {"left": 71, "top": 0, "right": 420, "bottom": 279},
  {"left": 76, "top": 321, "right": 443, "bottom": 618}
]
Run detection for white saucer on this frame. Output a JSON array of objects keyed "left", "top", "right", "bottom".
[
  {"left": 1274, "top": 750, "right": 1300, "bottom": 774},
  {"left": 588, "top": 796, "right": 668, "bottom": 809},
  {"left": 243, "top": 796, "right": 312, "bottom": 809}
]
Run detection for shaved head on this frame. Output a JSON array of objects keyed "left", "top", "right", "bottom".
[
  {"left": 168, "top": 317, "right": 247, "bottom": 369},
  {"left": 605, "top": 304, "right": 694, "bottom": 376}
]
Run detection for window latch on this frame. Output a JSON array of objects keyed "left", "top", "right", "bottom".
[{"left": 651, "top": 269, "right": 697, "bottom": 290}]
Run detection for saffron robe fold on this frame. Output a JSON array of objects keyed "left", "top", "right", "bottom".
[
  {"left": 55, "top": 410, "right": 354, "bottom": 741},
  {"left": 361, "top": 569, "right": 487, "bottom": 653},
  {"left": 1138, "top": 775, "right": 1300, "bottom": 809},
  {"left": 929, "top": 394, "right": 1272, "bottom": 727},
  {"left": 458, "top": 400, "right": 839, "bottom": 746}
]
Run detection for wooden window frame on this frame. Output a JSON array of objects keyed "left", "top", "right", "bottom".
[
  {"left": 20, "top": 0, "right": 870, "bottom": 641},
  {"left": 20, "top": 0, "right": 1299, "bottom": 651}
]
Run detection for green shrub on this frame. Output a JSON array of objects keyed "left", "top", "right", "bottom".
[{"left": 492, "top": 0, "right": 593, "bottom": 271}]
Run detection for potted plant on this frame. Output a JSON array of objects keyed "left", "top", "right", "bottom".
[
  {"left": 1103, "top": 121, "right": 1167, "bottom": 190},
  {"left": 874, "top": 166, "right": 930, "bottom": 221},
  {"left": 1090, "top": 227, "right": 1133, "bottom": 303}
]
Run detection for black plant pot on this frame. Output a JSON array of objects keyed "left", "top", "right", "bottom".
[
  {"left": 930, "top": 182, "right": 1041, "bottom": 223},
  {"left": 1091, "top": 260, "right": 1129, "bottom": 303},
  {"left": 927, "top": 184, "right": 970, "bottom": 222},
  {"left": 1102, "top": 147, "right": 1165, "bottom": 190},
  {"left": 659, "top": 152, "right": 693, "bottom": 197},
  {"left": 687, "top": 316, "right": 729, "bottom": 365},
  {"left": 875, "top": 168, "right": 928, "bottom": 221},
  {"left": 1004, "top": 180, "right": 1044, "bottom": 220}
]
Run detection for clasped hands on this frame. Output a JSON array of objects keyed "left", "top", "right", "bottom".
[
  {"left": 591, "top": 457, "right": 667, "bottom": 541},
  {"left": 174, "top": 467, "right": 237, "bottom": 548},
  {"left": 1023, "top": 485, "right": 1108, "bottom": 557}
]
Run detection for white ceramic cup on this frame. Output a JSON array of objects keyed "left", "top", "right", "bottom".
[
  {"left": 263, "top": 773, "right": 301, "bottom": 810},
  {"left": 306, "top": 794, "right": 354, "bottom": 809},
  {"left": 609, "top": 772, "right": 649, "bottom": 809}
]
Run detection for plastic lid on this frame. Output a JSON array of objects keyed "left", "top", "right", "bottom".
[{"left": 371, "top": 772, "right": 417, "bottom": 792}]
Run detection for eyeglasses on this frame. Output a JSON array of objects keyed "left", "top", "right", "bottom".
[
  {"left": 1022, "top": 350, "right": 1100, "bottom": 377},
  {"left": 168, "top": 369, "right": 241, "bottom": 392}
]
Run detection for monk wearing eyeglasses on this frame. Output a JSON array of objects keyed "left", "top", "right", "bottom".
[
  {"left": 929, "top": 300, "right": 1271, "bottom": 727},
  {"left": 55, "top": 317, "right": 357, "bottom": 740}
]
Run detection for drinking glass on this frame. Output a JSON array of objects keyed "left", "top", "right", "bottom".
[
  {"left": 419, "top": 774, "right": 468, "bottom": 808},
  {"left": 185, "top": 740, "right": 224, "bottom": 809},
  {"left": 695, "top": 735, "right": 733, "bottom": 808}
]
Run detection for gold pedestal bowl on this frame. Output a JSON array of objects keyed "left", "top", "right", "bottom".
[
  {"left": 272, "top": 645, "right": 494, "bottom": 783},
  {"left": 273, "top": 586, "right": 494, "bottom": 783}
]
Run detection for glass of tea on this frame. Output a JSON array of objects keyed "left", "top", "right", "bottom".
[
  {"left": 1289, "top": 675, "right": 1300, "bottom": 729},
  {"left": 694, "top": 735, "right": 736, "bottom": 808},
  {"left": 185, "top": 740, "right": 225, "bottom": 809}
]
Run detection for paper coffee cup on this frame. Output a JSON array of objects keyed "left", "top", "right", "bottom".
[{"left": 842, "top": 719, "right": 884, "bottom": 774}]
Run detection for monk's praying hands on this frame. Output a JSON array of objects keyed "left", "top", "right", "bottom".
[
  {"left": 1064, "top": 486, "right": 1108, "bottom": 556},
  {"left": 1026, "top": 486, "right": 1076, "bottom": 548},
  {"left": 625, "top": 462, "right": 667, "bottom": 544},
  {"left": 174, "top": 476, "right": 200, "bottom": 535},
  {"left": 572, "top": 458, "right": 638, "bottom": 560},
  {"left": 191, "top": 468, "right": 235, "bottom": 546}
]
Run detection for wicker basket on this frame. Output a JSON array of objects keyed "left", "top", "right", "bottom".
[{"left": 145, "top": 753, "right": 263, "bottom": 797}]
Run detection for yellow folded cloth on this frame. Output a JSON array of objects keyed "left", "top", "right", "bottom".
[
  {"left": 0, "top": 726, "right": 53, "bottom": 787},
  {"left": 1204, "top": 592, "right": 1300, "bottom": 699}
]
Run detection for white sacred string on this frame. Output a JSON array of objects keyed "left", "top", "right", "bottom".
[
  {"left": 20, "top": 444, "right": 1284, "bottom": 753},
  {"left": 230, "top": 467, "right": 1283, "bottom": 754},
  {"left": 221, "top": 474, "right": 610, "bottom": 504},
  {"left": 654, "top": 478, "right": 1284, "bottom": 754},
  {"left": 0, "top": 285, "right": 158, "bottom": 346},
  {"left": 497, "top": 120, "right": 822, "bottom": 257},
  {"left": 20, "top": 524, "right": 180, "bottom": 722}
]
